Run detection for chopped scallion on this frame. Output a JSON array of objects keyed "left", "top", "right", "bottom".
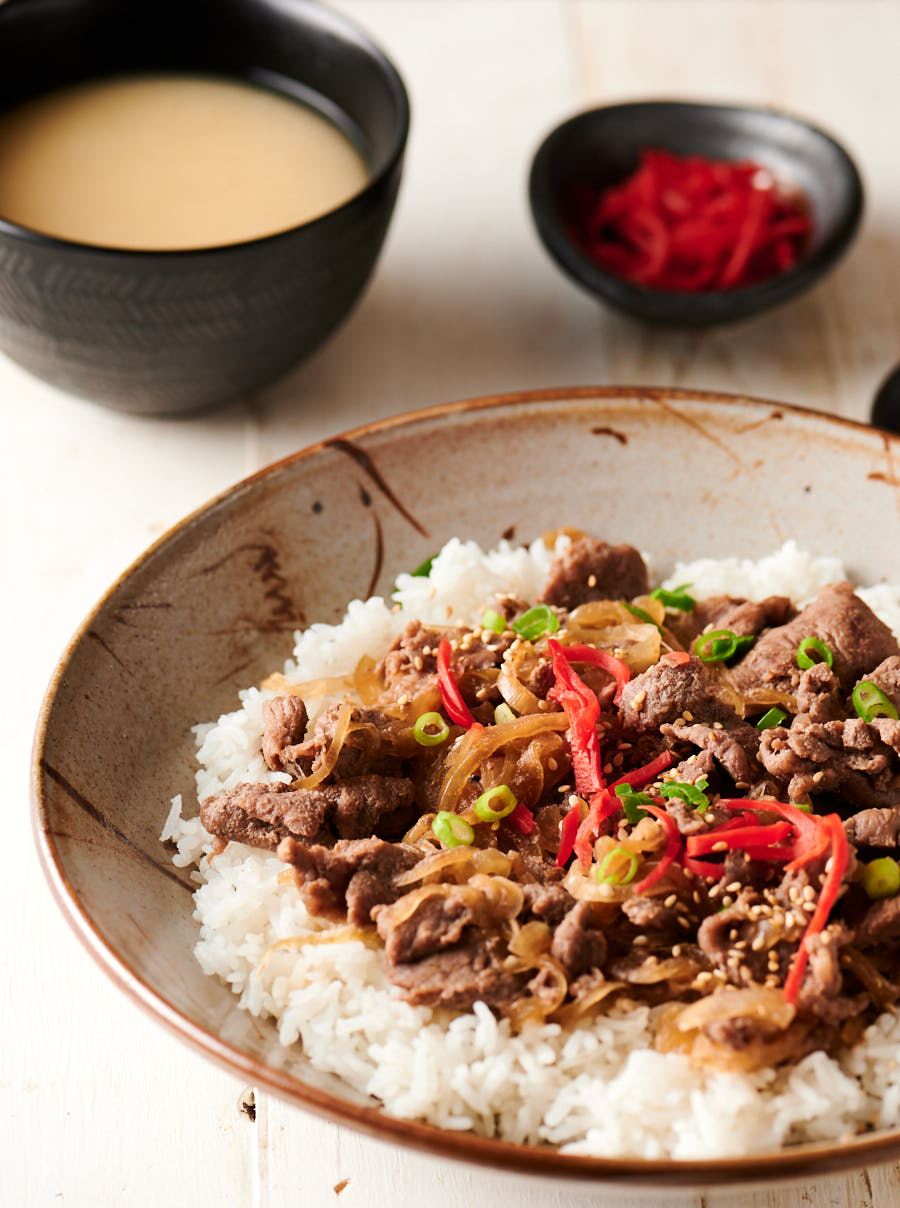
[
  {"left": 473, "top": 784, "right": 517, "bottom": 822},
  {"left": 659, "top": 777, "right": 710, "bottom": 814},
  {"left": 410, "top": 555, "right": 436, "bottom": 578},
  {"left": 511, "top": 604, "right": 559, "bottom": 642},
  {"left": 695, "top": 628, "right": 755, "bottom": 664},
  {"left": 432, "top": 810, "right": 474, "bottom": 848},
  {"left": 493, "top": 702, "right": 516, "bottom": 725},
  {"left": 650, "top": 584, "right": 696, "bottom": 612},
  {"left": 412, "top": 711, "right": 450, "bottom": 747},
  {"left": 796, "top": 636, "right": 833, "bottom": 670},
  {"left": 852, "top": 681, "right": 899, "bottom": 723},
  {"left": 614, "top": 782, "right": 653, "bottom": 825},
  {"left": 863, "top": 857, "right": 900, "bottom": 900},
  {"left": 481, "top": 608, "right": 506, "bottom": 634},
  {"left": 596, "top": 846, "right": 639, "bottom": 886},
  {"left": 624, "top": 602, "right": 664, "bottom": 634},
  {"left": 756, "top": 706, "right": 788, "bottom": 731}
]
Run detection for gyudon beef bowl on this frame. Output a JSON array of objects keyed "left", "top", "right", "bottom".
[{"left": 32, "top": 388, "right": 900, "bottom": 1185}]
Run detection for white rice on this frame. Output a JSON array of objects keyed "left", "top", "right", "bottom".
[{"left": 163, "top": 536, "right": 900, "bottom": 1159}]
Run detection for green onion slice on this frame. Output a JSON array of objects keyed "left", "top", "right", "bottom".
[
  {"left": 624, "top": 603, "right": 664, "bottom": 634},
  {"left": 596, "top": 847, "right": 639, "bottom": 886},
  {"left": 756, "top": 706, "right": 788, "bottom": 731},
  {"left": 410, "top": 555, "right": 437, "bottom": 578},
  {"left": 412, "top": 711, "right": 450, "bottom": 747},
  {"left": 473, "top": 784, "right": 518, "bottom": 822},
  {"left": 614, "top": 783, "right": 653, "bottom": 825},
  {"left": 796, "top": 636, "right": 833, "bottom": 670},
  {"left": 695, "top": 629, "right": 755, "bottom": 663},
  {"left": 432, "top": 810, "right": 475, "bottom": 848},
  {"left": 658, "top": 776, "right": 711, "bottom": 814},
  {"left": 511, "top": 605, "right": 560, "bottom": 642},
  {"left": 493, "top": 702, "right": 516, "bottom": 725},
  {"left": 852, "top": 681, "right": 899, "bottom": 723},
  {"left": 650, "top": 584, "right": 696, "bottom": 612},
  {"left": 863, "top": 856, "right": 900, "bottom": 900},
  {"left": 481, "top": 608, "right": 506, "bottom": 634}
]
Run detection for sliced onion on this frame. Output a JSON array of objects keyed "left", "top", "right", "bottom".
[
  {"left": 436, "top": 712, "right": 569, "bottom": 814},
  {"left": 291, "top": 703, "right": 353, "bottom": 789},
  {"left": 261, "top": 670, "right": 353, "bottom": 698},
  {"left": 498, "top": 645, "right": 543, "bottom": 715},
  {"left": 254, "top": 924, "right": 379, "bottom": 976},
  {"left": 675, "top": 986, "right": 796, "bottom": 1032},
  {"left": 353, "top": 655, "right": 384, "bottom": 705}
]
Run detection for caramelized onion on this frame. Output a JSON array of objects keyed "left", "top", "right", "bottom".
[
  {"left": 353, "top": 654, "right": 384, "bottom": 705},
  {"left": 393, "top": 845, "right": 511, "bottom": 887},
  {"left": 261, "top": 670, "right": 353, "bottom": 698},
  {"left": 498, "top": 643, "right": 543, "bottom": 715},
  {"left": 436, "top": 712, "right": 569, "bottom": 814},
  {"left": 254, "top": 924, "right": 379, "bottom": 976},
  {"left": 675, "top": 986, "right": 796, "bottom": 1032},
  {"left": 291, "top": 703, "right": 352, "bottom": 789}
]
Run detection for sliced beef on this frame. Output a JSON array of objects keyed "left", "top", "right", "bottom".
[
  {"left": 294, "top": 705, "right": 404, "bottom": 780},
  {"left": 200, "top": 783, "right": 293, "bottom": 849},
  {"left": 661, "top": 719, "right": 762, "bottom": 787},
  {"left": 672, "top": 594, "right": 795, "bottom": 647},
  {"left": 550, "top": 902, "right": 608, "bottom": 976},
  {"left": 619, "top": 656, "right": 737, "bottom": 740},
  {"left": 378, "top": 619, "right": 439, "bottom": 701},
  {"left": 622, "top": 894, "right": 684, "bottom": 933},
  {"left": 855, "top": 895, "right": 900, "bottom": 947},
  {"left": 758, "top": 714, "right": 900, "bottom": 809},
  {"left": 796, "top": 663, "right": 842, "bottom": 724},
  {"left": 858, "top": 655, "right": 900, "bottom": 713},
  {"left": 201, "top": 781, "right": 327, "bottom": 847},
  {"left": 261, "top": 695, "right": 309, "bottom": 775},
  {"left": 731, "top": 582, "right": 900, "bottom": 697},
  {"left": 201, "top": 774, "right": 416, "bottom": 848},
  {"left": 521, "top": 881, "right": 573, "bottom": 927},
  {"left": 539, "top": 537, "right": 648, "bottom": 609},
  {"left": 277, "top": 836, "right": 421, "bottom": 924},
  {"left": 845, "top": 807, "right": 900, "bottom": 848},
  {"left": 697, "top": 888, "right": 804, "bottom": 986},
  {"left": 375, "top": 889, "right": 527, "bottom": 1010}
]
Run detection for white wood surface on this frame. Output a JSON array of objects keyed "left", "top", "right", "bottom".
[{"left": 8, "top": 1, "right": 900, "bottom": 1204}]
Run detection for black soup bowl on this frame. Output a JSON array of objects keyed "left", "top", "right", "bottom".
[
  {"left": 528, "top": 100, "right": 863, "bottom": 326},
  {"left": 0, "top": 0, "right": 409, "bottom": 415}
]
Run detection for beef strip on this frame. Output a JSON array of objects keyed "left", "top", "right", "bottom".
[
  {"left": 855, "top": 895, "right": 900, "bottom": 947},
  {"left": 521, "top": 881, "right": 573, "bottom": 927},
  {"left": 277, "top": 836, "right": 421, "bottom": 924},
  {"left": 378, "top": 619, "right": 510, "bottom": 708},
  {"left": 796, "top": 663, "right": 843, "bottom": 723},
  {"left": 758, "top": 714, "right": 900, "bottom": 809},
  {"left": 201, "top": 773, "right": 416, "bottom": 847},
  {"left": 621, "top": 894, "right": 685, "bottom": 933},
  {"left": 539, "top": 537, "right": 649, "bottom": 609},
  {"left": 261, "top": 695, "right": 309, "bottom": 775},
  {"left": 671, "top": 594, "right": 795, "bottom": 647},
  {"left": 550, "top": 902, "right": 608, "bottom": 976},
  {"left": 697, "top": 888, "right": 804, "bottom": 986},
  {"left": 661, "top": 719, "right": 762, "bottom": 787},
  {"left": 844, "top": 807, "right": 900, "bottom": 847},
  {"left": 731, "top": 582, "right": 900, "bottom": 696},
  {"left": 294, "top": 705, "right": 404, "bottom": 780},
  {"left": 375, "top": 889, "right": 528, "bottom": 1010},
  {"left": 618, "top": 656, "right": 737, "bottom": 740}
]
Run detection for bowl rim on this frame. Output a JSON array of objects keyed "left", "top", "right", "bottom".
[
  {"left": 0, "top": 0, "right": 410, "bottom": 258},
  {"left": 31, "top": 385, "right": 900, "bottom": 1187},
  {"left": 528, "top": 98, "right": 864, "bottom": 317}
]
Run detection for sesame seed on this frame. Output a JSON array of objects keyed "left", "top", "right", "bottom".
[
  {"left": 726, "top": 881, "right": 742, "bottom": 894},
  {"left": 712, "top": 841, "right": 728, "bottom": 853},
  {"left": 631, "top": 691, "right": 647, "bottom": 712},
  {"left": 678, "top": 917, "right": 692, "bottom": 930},
  {"left": 557, "top": 784, "right": 571, "bottom": 794},
  {"left": 633, "top": 935, "right": 648, "bottom": 946},
  {"left": 728, "top": 928, "right": 738, "bottom": 942},
  {"left": 751, "top": 935, "right": 766, "bottom": 951},
  {"left": 673, "top": 717, "right": 686, "bottom": 728},
  {"left": 788, "top": 887, "right": 800, "bottom": 903},
  {"left": 602, "top": 763, "right": 613, "bottom": 775},
  {"left": 664, "top": 894, "right": 678, "bottom": 908},
  {"left": 398, "top": 693, "right": 410, "bottom": 706},
  {"left": 721, "top": 895, "right": 734, "bottom": 908},
  {"left": 547, "top": 758, "right": 558, "bottom": 772},
  {"left": 587, "top": 574, "right": 597, "bottom": 588},
  {"left": 712, "top": 721, "right": 724, "bottom": 730},
  {"left": 812, "top": 771, "right": 824, "bottom": 784},
  {"left": 672, "top": 945, "right": 683, "bottom": 957},
  {"left": 735, "top": 939, "right": 748, "bottom": 950},
  {"left": 568, "top": 794, "right": 581, "bottom": 808},
  {"left": 802, "top": 885, "right": 816, "bottom": 901},
  {"left": 692, "top": 890, "right": 702, "bottom": 904}
]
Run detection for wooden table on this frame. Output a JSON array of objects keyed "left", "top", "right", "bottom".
[{"left": 8, "top": 2, "right": 900, "bottom": 1204}]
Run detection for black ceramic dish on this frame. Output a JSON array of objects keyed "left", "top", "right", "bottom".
[
  {"left": 528, "top": 100, "right": 863, "bottom": 326},
  {"left": 0, "top": 0, "right": 409, "bottom": 416}
]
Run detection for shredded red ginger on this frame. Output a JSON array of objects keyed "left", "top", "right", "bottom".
[{"left": 573, "top": 147, "right": 812, "bottom": 292}]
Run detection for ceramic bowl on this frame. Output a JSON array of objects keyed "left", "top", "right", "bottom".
[
  {"left": 32, "top": 388, "right": 900, "bottom": 1187},
  {"left": 0, "top": 0, "right": 408, "bottom": 416},
  {"left": 528, "top": 101, "right": 863, "bottom": 326}
]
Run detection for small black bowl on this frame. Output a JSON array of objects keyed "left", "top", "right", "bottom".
[
  {"left": 528, "top": 100, "right": 863, "bottom": 326},
  {"left": 0, "top": 0, "right": 409, "bottom": 415}
]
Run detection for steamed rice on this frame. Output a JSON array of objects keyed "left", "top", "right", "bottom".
[{"left": 163, "top": 536, "right": 900, "bottom": 1158}]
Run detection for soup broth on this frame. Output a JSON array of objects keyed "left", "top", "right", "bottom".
[{"left": 0, "top": 74, "right": 369, "bottom": 250}]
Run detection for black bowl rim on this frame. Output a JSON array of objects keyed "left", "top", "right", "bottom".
[
  {"left": 0, "top": 0, "right": 410, "bottom": 258},
  {"left": 528, "top": 98, "right": 864, "bottom": 321}
]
